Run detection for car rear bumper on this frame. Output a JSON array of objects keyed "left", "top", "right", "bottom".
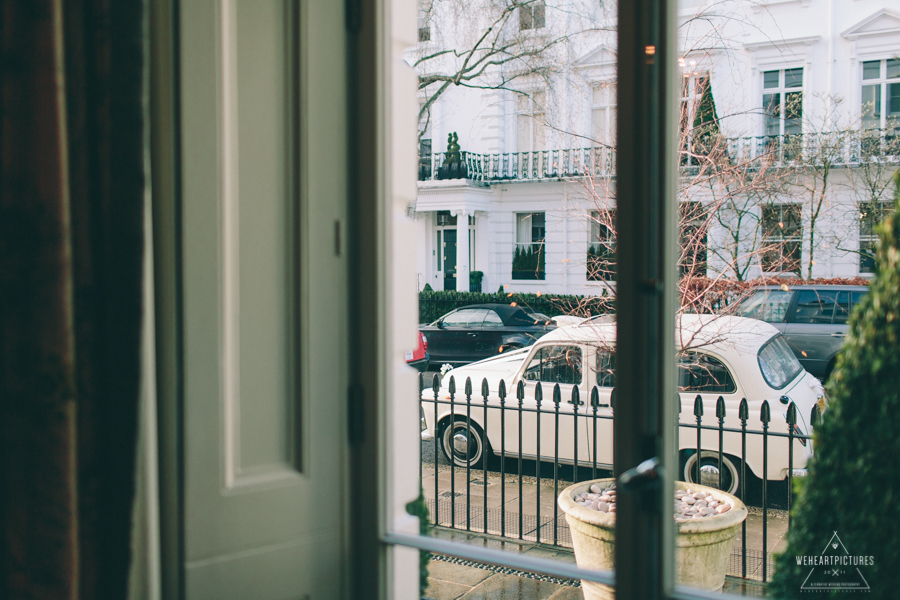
[{"left": 406, "top": 355, "right": 430, "bottom": 372}]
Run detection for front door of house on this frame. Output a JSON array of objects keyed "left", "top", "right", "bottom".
[{"left": 443, "top": 228, "right": 457, "bottom": 290}]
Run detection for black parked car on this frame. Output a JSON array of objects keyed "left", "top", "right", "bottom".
[
  {"left": 420, "top": 304, "right": 555, "bottom": 367},
  {"left": 733, "top": 285, "right": 868, "bottom": 380}
]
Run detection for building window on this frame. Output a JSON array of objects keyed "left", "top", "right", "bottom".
[
  {"left": 417, "top": 16, "right": 430, "bottom": 42},
  {"left": 679, "top": 72, "right": 717, "bottom": 162},
  {"left": 436, "top": 210, "right": 456, "bottom": 226},
  {"left": 861, "top": 59, "right": 900, "bottom": 130},
  {"left": 418, "top": 102, "right": 432, "bottom": 180},
  {"left": 516, "top": 91, "right": 547, "bottom": 152},
  {"left": 762, "top": 68, "right": 803, "bottom": 140},
  {"left": 762, "top": 204, "right": 802, "bottom": 274},
  {"left": 591, "top": 83, "right": 616, "bottom": 147},
  {"left": 679, "top": 202, "right": 707, "bottom": 277},
  {"left": 588, "top": 209, "right": 615, "bottom": 281},
  {"left": 513, "top": 212, "right": 545, "bottom": 280},
  {"left": 519, "top": 1, "right": 545, "bottom": 31},
  {"left": 859, "top": 200, "right": 890, "bottom": 274}
]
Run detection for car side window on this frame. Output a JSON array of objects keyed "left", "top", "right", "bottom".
[
  {"left": 834, "top": 290, "right": 868, "bottom": 324},
  {"left": 595, "top": 351, "right": 616, "bottom": 388},
  {"left": 441, "top": 309, "right": 484, "bottom": 328},
  {"left": 523, "top": 345, "right": 582, "bottom": 385},
  {"left": 792, "top": 290, "right": 839, "bottom": 324},
  {"left": 482, "top": 310, "right": 504, "bottom": 327},
  {"left": 677, "top": 352, "right": 736, "bottom": 394}
]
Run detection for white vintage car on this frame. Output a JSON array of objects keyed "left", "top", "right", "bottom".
[{"left": 421, "top": 314, "right": 827, "bottom": 494}]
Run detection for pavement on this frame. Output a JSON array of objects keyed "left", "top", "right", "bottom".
[{"left": 420, "top": 456, "right": 790, "bottom": 598}]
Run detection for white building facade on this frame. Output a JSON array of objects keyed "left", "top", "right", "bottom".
[{"left": 409, "top": 0, "right": 900, "bottom": 294}]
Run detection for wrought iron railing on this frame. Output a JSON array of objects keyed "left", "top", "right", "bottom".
[
  {"left": 419, "top": 372, "right": 820, "bottom": 584},
  {"left": 418, "top": 129, "right": 900, "bottom": 183}
]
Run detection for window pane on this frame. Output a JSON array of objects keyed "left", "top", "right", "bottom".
[
  {"left": 785, "top": 68, "right": 803, "bottom": 88},
  {"left": 533, "top": 2, "right": 545, "bottom": 28},
  {"left": 851, "top": 291, "right": 868, "bottom": 307},
  {"left": 889, "top": 83, "right": 900, "bottom": 119},
  {"left": 735, "top": 290, "right": 794, "bottom": 323},
  {"left": 519, "top": 6, "right": 533, "bottom": 30},
  {"left": 793, "top": 290, "right": 839, "bottom": 324},
  {"left": 534, "top": 115, "right": 547, "bottom": 151},
  {"left": 540, "top": 346, "right": 582, "bottom": 384},
  {"left": 436, "top": 230, "right": 441, "bottom": 270},
  {"left": 888, "top": 58, "right": 900, "bottom": 80},
  {"left": 833, "top": 291, "right": 850, "bottom": 325},
  {"left": 677, "top": 352, "right": 736, "bottom": 394},
  {"left": 763, "top": 70, "right": 779, "bottom": 89},
  {"left": 860, "top": 240, "right": 877, "bottom": 273},
  {"left": 596, "top": 351, "right": 616, "bottom": 387},
  {"left": 592, "top": 84, "right": 604, "bottom": 105},
  {"left": 758, "top": 335, "right": 803, "bottom": 389},
  {"left": 517, "top": 114, "right": 531, "bottom": 152},
  {"left": 763, "top": 93, "right": 780, "bottom": 136},
  {"left": 516, "top": 213, "right": 532, "bottom": 243},
  {"left": 442, "top": 309, "right": 481, "bottom": 327},
  {"left": 862, "top": 84, "right": 882, "bottom": 128},
  {"left": 482, "top": 310, "right": 504, "bottom": 327},
  {"left": 785, "top": 91, "right": 802, "bottom": 132},
  {"left": 592, "top": 108, "right": 608, "bottom": 144},
  {"left": 863, "top": 60, "right": 881, "bottom": 80}
]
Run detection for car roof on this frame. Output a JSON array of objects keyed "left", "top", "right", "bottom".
[
  {"left": 752, "top": 284, "right": 869, "bottom": 291},
  {"left": 534, "top": 314, "right": 780, "bottom": 358},
  {"left": 445, "top": 303, "right": 546, "bottom": 325}
]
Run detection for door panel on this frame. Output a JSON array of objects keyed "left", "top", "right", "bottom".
[
  {"left": 785, "top": 289, "right": 843, "bottom": 377},
  {"left": 180, "top": 1, "right": 347, "bottom": 597},
  {"left": 443, "top": 229, "right": 457, "bottom": 290}
]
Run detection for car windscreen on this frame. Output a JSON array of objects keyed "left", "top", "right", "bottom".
[
  {"left": 758, "top": 335, "right": 803, "bottom": 389},
  {"left": 734, "top": 290, "right": 793, "bottom": 323}
]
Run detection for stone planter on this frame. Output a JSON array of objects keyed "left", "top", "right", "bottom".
[{"left": 558, "top": 478, "right": 747, "bottom": 600}]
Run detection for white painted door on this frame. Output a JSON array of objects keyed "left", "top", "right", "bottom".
[{"left": 179, "top": 1, "right": 348, "bottom": 598}]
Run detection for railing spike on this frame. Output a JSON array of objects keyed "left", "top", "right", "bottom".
[
  {"left": 786, "top": 401, "right": 797, "bottom": 426},
  {"left": 432, "top": 372, "right": 441, "bottom": 395},
  {"left": 739, "top": 398, "right": 749, "bottom": 421},
  {"left": 498, "top": 379, "right": 507, "bottom": 401},
  {"left": 448, "top": 375, "right": 456, "bottom": 396},
  {"left": 761, "top": 399, "right": 771, "bottom": 424},
  {"left": 552, "top": 383, "right": 561, "bottom": 405},
  {"left": 517, "top": 379, "right": 525, "bottom": 402},
  {"left": 590, "top": 386, "right": 600, "bottom": 408},
  {"left": 481, "top": 378, "right": 490, "bottom": 399},
  {"left": 569, "top": 385, "right": 582, "bottom": 406},
  {"left": 465, "top": 376, "right": 472, "bottom": 397},
  {"left": 610, "top": 387, "right": 615, "bottom": 410},
  {"left": 534, "top": 381, "right": 543, "bottom": 404},
  {"left": 693, "top": 394, "right": 704, "bottom": 417},
  {"left": 716, "top": 396, "right": 726, "bottom": 419}
]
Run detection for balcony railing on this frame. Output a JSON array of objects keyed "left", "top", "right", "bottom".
[{"left": 418, "top": 129, "right": 900, "bottom": 183}]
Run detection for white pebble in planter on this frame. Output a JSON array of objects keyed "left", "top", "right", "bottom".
[{"left": 558, "top": 478, "right": 748, "bottom": 600}]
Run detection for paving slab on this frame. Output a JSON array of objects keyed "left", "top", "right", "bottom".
[{"left": 459, "top": 573, "right": 562, "bottom": 600}]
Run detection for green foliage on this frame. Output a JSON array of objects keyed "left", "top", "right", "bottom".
[
  {"left": 497, "top": 285, "right": 506, "bottom": 294},
  {"left": 419, "top": 290, "right": 612, "bottom": 324},
  {"left": 423, "top": 283, "right": 433, "bottom": 292},
  {"left": 769, "top": 174, "right": 900, "bottom": 599},
  {"left": 406, "top": 491, "right": 431, "bottom": 595},
  {"left": 511, "top": 244, "right": 545, "bottom": 278},
  {"left": 469, "top": 270, "right": 484, "bottom": 285}
]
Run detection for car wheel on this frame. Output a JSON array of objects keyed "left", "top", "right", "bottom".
[
  {"left": 682, "top": 450, "right": 741, "bottom": 496},
  {"left": 440, "top": 418, "right": 490, "bottom": 469}
]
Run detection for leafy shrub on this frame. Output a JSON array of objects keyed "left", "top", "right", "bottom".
[
  {"left": 769, "top": 175, "right": 900, "bottom": 599},
  {"left": 419, "top": 290, "right": 612, "bottom": 324}
]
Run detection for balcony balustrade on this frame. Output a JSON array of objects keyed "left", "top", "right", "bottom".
[{"left": 418, "top": 129, "right": 900, "bottom": 183}]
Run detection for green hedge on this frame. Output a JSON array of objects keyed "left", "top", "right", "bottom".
[{"left": 418, "top": 290, "right": 612, "bottom": 324}]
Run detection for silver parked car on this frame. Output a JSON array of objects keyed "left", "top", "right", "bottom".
[{"left": 733, "top": 285, "right": 868, "bottom": 380}]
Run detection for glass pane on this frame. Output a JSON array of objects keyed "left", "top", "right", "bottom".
[
  {"left": 758, "top": 335, "right": 803, "bottom": 389},
  {"left": 861, "top": 84, "right": 882, "bottom": 128},
  {"left": 592, "top": 108, "right": 608, "bottom": 144},
  {"left": 677, "top": 352, "right": 737, "bottom": 394},
  {"left": 785, "top": 91, "right": 802, "bottom": 132},
  {"left": 785, "top": 67, "right": 803, "bottom": 88},
  {"left": 851, "top": 291, "right": 868, "bottom": 307},
  {"left": 735, "top": 290, "right": 794, "bottom": 323},
  {"left": 863, "top": 60, "right": 881, "bottom": 80},
  {"left": 793, "top": 290, "right": 839, "bottom": 324},
  {"left": 534, "top": 115, "right": 547, "bottom": 151},
  {"left": 532, "top": 212, "right": 546, "bottom": 242},
  {"left": 538, "top": 345, "right": 582, "bottom": 384},
  {"left": 595, "top": 352, "right": 615, "bottom": 387},
  {"left": 889, "top": 83, "right": 900, "bottom": 119},
  {"left": 860, "top": 240, "right": 877, "bottom": 273},
  {"left": 763, "top": 93, "right": 780, "bottom": 136},
  {"left": 888, "top": 58, "right": 900, "bottom": 80},
  {"left": 517, "top": 114, "right": 531, "bottom": 152},
  {"left": 763, "top": 70, "right": 779, "bottom": 89},
  {"left": 482, "top": 310, "right": 504, "bottom": 327},
  {"left": 833, "top": 291, "right": 850, "bottom": 325}
]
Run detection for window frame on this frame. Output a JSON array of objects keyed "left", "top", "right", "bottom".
[
  {"left": 860, "top": 58, "right": 900, "bottom": 131},
  {"left": 515, "top": 90, "right": 548, "bottom": 152},
  {"left": 762, "top": 67, "right": 804, "bottom": 139},
  {"left": 761, "top": 203, "right": 803, "bottom": 275},
  {"left": 518, "top": 0, "right": 546, "bottom": 31},
  {"left": 859, "top": 200, "right": 890, "bottom": 274}
]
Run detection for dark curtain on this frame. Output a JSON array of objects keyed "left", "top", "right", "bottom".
[{"left": 0, "top": 1, "right": 145, "bottom": 599}]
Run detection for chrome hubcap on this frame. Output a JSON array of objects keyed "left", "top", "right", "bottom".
[
  {"left": 453, "top": 431, "right": 470, "bottom": 455},
  {"left": 699, "top": 464, "right": 720, "bottom": 487}
]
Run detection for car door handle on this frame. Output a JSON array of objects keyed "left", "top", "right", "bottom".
[
  {"left": 468, "top": 333, "right": 477, "bottom": 337},
  {"left": 831, "top": 333, "right": 845, "bottom": 338}
]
